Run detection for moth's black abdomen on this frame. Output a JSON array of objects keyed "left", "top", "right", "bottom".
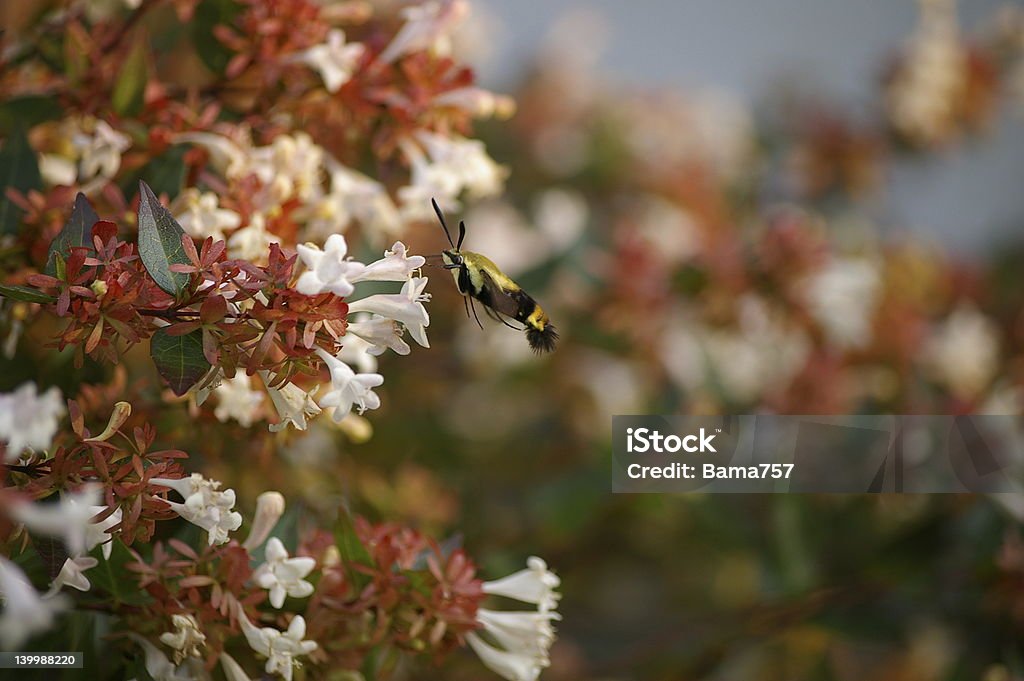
[{"left": 526, "top": 323, "right": 558, "bottom": 353}]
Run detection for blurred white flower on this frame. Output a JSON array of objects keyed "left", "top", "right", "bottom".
[
  {"left": 378, "top": 0, "right": 470, "bottom": 64},
  {"left": 150, "top": 474, "right": 243, "bottom": 546},
  {"left": 533, "top": 188, "right": 589, "bottom": 253},
  {"left": 336, "top": 328, "right": 380, "bottom": 374},
  {"left": 398, "top": 132, "right": 506, "bottom": 219},
  {"left": 347, "top": 276, "right": 431, "bottom": 348},
  {"left": 159, "top": 614, "right": 206, "bottom": 663},
  {"left": 173, "top": 189, "right": 241, "bottom": 241},
  {"left": 39, "top": 154, "right": 78, "bottom": 187},
  {"left": 73, "top": 120, "right": 131, "bottom": 185},
  {"left": 11, "top": 485, "right": 102, "bottom": 557},
  {"left": 315, "top": 347, "right": 384, "bottom": 420},
  {"left": 924, "top": 302, "right": 1000, "bottom": 400},
  {"left": 213, "top": 373, "right": 264, "bottom": 428},
  {"left": 219, "top": 653, "right": 252, "bottom": 681},
  {"left": 293, "top": 29, "right": 365, "bottom": 93},
  {"left": 0, "top": 382, "right": 64, "bottom": 462},
  {"left": 250, "top": 133, "right": 324, "bottom": 205},
  {"left": 351, "top": 242, "right": 425, "bottom": 283},
  {"left": 482, "top": 557, "right": 561, "bottom": 613},
  {"left": 46, "top": 556, "right": 98, "bottom": 594},
  {"left": 0, "top": 557, "right": 68, "bottom": 650},
  {"left": 296, "top": 234, "right": 366, "bottom": 297},
  {"left": 173, "top": 132, "right": 250, "bottom": 179},
  {"left": 661, "top": 298, "right": 810, "bottom": 405},
  {"left": 254, "top": 537, "right": 316, "bottom": 609},
  {"left": 243, "top": 491, "right": 287, "bottom": 551},
  {"left": 237, "top": 609, "right": 317, "bottom": 681},
  {"left": 434, "top": 87, "right": 515, "bottom": 119},
  {"left": 886, "top": 0, "right": 966, "bottom": 145},
  {"left": 262, "top": 376, "right": 321, "bottom": 433},
  {"left": 126, "top": 633, "right": 203, "bottom": 681},
  {"left": 227, "top": 214, "right": 276, "bottom": 261},
  {"left": 803, "top": 257, "right": 881, "bottom": 350}
]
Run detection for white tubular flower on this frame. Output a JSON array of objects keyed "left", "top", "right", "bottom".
[
  {"left": 150, "top": 474, "right": 243, "bottom": 546},
  {"left": 46, "top": 556, "right": 99, "bottom": 595},
  {"left": 294, "top": 29, "right": 365, "bottom": 93},
  {"left": 336, "top": 332, "right": 379, "bottom": 374},
  {"left": 219, "top": 653, "right": 252, "bottom": 681},
  {"left": 351, "top": 242, "right": 425, "bottom": 283},
  {"left": 213, "top": 373, "right": 264, "bottom": 428},
  {"left": 467, "top": 631, "right": 546, "bottom": 681},
  {"left": 0, "top": 557, "right": 68, "bottom": 651},
  {"left": 127, "top": 633, "right": 203, "bottom": 681},
  {"left": 173, "top": 189, "right": 242, "bottom": 241},
  {"left": 470, "top": 558, "right": 562, "bottom": 681},
  {"left": 434, "top": 87, "right": 516, "bottom": 119},
  {"left": 347, "top": 317, "right": 411, "bottom": 356},
  {"left": 11, "top": 485, "right": 102, "bottom": 557},
  {"left": 347, "top": 276, "right": 431, "bottom": 348},
  {"left": 0, "top": 382, "right": 64, "bottom": 462},
  {"left": 86, "top": 505, "right": 122, "bottom": 560},
  {"left": 227, "top": 214, "right": 276, "bottom": 261},
  {"left": 296, "top": 234, "right": 366, "bottom": 297},
  {"left": 482, "top": 557, "right": 561, "bottom": 614},
  {"left": 377, "top": 0, "right": 470, "bottom": 64},
  {"left": 159, "top": 614, "right": 207, "bottom": 663},
  {"left": 74, "top": 120, "right": 131, "bottom": 183},
  {"left": 475, "top": 609, "right": 560, "bottom": 662},
  {"left": 314, "top": 347, "right": 383, "bottom": 420},
  {"left": 261, "top": 374, "right": 321, "bottom": 433},
  {"left": 243, "top": 491, "right": 286, "bottom": 551},
  {"left": 238, "top": 610, "right": 317, "bottom": 681},
  {"left": 253, "top": 538, "right": 316, "bottom": 609}
]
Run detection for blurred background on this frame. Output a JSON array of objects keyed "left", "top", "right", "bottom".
[
  {"left": 347, "top": 1, "right": 1024, "bottom": 678},
  {"left": 4, "top": 0, "right": 1024, "bottom": 678}
]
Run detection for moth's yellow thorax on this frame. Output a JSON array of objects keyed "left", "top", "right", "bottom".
[{"left": 460, "top": 252, "right": 521, "bottom": 294}]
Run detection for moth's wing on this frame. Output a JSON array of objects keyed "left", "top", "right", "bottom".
[
  {"left": 477, "top": 269, "right": 527, "bottom": 319},
  {"left": 481, "top": 302, "right": 524, "bottom": 330}
]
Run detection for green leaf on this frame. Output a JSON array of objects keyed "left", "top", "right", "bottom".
[
  {"left": 136, "top": 145, "right": 188, "bottom": 198},
  {"left": 193, "top": 0, "right": 242, "bottom": 75},
  {"left": 0, "top": 127, "right": 43, "bottom": 235},
  {"left": 333, "top": 506, "right": 373, "bottom": 589},
  {"left": 150, "top": 327, "right": 210, "bottom": 396},
  {"left": 0, "top": 95, "right": 61, "bottom": 136},
  {"left": 88, "top": 540, "right": 152, "bottom": 606},
  {"left": 45, "top": 192, "right": 100, "bottom": 276},
  {"left": 112, "top": 39, "right": 148, "bottom": 117},
  {"left": 137, "top": 180, "right": 190, "bottom": 296},
  {"left": 0, "top": 283, "right": 55, "bottom": 304}
]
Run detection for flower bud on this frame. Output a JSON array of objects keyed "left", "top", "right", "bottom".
[{"left": 243, "top": 491, "right": 286, "bottom": 551}]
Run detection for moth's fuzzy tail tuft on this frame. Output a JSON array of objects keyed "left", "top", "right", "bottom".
[{"left": 526, "top": 324, "right": 559, "bottom": 353}]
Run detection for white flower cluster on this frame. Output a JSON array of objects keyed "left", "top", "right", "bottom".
[
  {"left": 468, "top": 556, "right": 562, "bottom": 681},
  {"left": 0, "top": 382, "right": 64, "bottom": 462},
  {"left": 238, "top": 608, "right": 318, "bottom": 681},
  {"left": 150, "top": 474, "right": 243, "bottom": 546},
  {"left": 195, "top": 235, "right": 430, "bottom": 432},
  {"left": 6, "top": 484, "right": 122, "bottom": 630},
  {"left": 39, "top": 117, "right": 131, "bottom": 195}
]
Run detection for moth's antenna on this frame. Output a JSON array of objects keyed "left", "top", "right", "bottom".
[
  {"left": 457, "top": 220, "right": 467, "bottom": 251},
  {"left": 432, "top": 198, "right": 456, "bottom": 249}
]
